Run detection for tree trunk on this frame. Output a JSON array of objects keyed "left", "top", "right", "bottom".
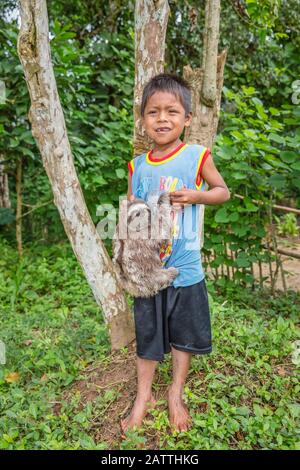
[
  {"left": 133, "top": 0, "right": 225, "bottom": 251},
  {"left": 16, "top": 158, "right": 23, "bottom": 256},
  {"left": 17, "top": 0, "right": 134, "bottom": 351},
  {"left": 184, "top": 0, "right": 226, "bottom": 249},
  {"left": 0, "top": 155, "right": 11, "bottom": 209},
  {"left": 134, "top": 0, "right": 170, "bottom": 156}
]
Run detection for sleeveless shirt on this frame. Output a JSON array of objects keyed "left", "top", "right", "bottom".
[{"left": 128, "top": 142, "right": 210, "bottom": 287}]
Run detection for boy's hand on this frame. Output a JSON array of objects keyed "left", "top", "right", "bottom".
[{"left": 170, "top": 188, "right": 202, "bottom": 207}]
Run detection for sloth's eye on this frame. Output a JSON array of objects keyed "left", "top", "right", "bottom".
[{"left": 136, "top": 211, "right": 140, "bottom": 217}]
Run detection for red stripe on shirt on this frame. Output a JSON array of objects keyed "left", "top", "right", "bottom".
[{"left": 196, "top": 148, "right": 211, "bottom": 187}]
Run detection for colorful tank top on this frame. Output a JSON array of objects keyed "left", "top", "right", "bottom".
[{"left": 127, "top": 142, "right": 210, "bottom": 287}]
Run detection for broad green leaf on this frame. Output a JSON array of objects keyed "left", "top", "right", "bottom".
[
  {"left": 116, "top": 168, "right": 126, "bottom": 179},
  {"left": 215, "top": 207, "right": 230, "bottom": 223},
  {"left": 279, "top": 151, "right": 297, "bottom": 163},
  {"left": 268, "top": 133, "right": 285, "bottom": 145}
]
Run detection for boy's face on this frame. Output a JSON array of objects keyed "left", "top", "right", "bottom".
[{"left": 142, "top": 91, "right": 192, "bottom": 146}]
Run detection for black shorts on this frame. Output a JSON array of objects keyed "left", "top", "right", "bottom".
[{"left": 133, "top": 278, "right": 212, "bottom": 362}]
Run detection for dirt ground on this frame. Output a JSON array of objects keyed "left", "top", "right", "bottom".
[
  {"left": 206, "top": 235, "right": 300, "bottom": 292},
  {"left": 264, "top": 235, "right": 300, "bottom": 292}
]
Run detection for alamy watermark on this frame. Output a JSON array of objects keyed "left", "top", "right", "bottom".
[
  {"left": 291, "top": 340, "right": 300, "bottom": 366},
  {"left": 291, "top": 80, "right": 300, "bottom": 105},
  {"left": 0, "top": 80, "right": 6, "bottom": 105},
  {"left": 0, "top": 340, "right": 6, "bottom": 365},
  {"left": 95, "top": 196, "right": 201, "bottom": 251}
]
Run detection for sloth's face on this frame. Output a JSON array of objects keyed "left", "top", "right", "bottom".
[{"left": 127, "top": 201, "right": 151, "bottom": 234}]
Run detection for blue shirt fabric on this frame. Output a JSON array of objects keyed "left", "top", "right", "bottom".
[{"left": 128, "top": 142, "right": 210, "bottom": 288}]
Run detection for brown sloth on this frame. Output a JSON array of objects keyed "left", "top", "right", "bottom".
[{"left": 112, "top": 192, "right": 179, "bottom": 298}]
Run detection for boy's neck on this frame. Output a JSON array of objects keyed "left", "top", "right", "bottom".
[{"left": 151, "top": 139, "right": 183, "bottom": 160}]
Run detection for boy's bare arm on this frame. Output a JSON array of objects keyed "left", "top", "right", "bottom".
[
  {"left": 170, "top": 154, "right": 230, "bottom": 206},
  {"left": 195, "top": 153, "right": 230, "bottom": 204},
  {"left": 127, "top": 172, "right": 134, "bottom": 201}
]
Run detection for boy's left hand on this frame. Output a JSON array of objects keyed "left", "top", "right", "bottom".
[{"left": 170, "top": 188, "right": 201, "bottom": 207}]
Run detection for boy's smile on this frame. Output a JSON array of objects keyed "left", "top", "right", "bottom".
[{"left": 142, "top": 91, "right": 192, "bottom": 153}]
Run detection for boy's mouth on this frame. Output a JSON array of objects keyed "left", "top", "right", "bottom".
[{"left": 156, "top": 127, "right": 171, "bottom": 133}]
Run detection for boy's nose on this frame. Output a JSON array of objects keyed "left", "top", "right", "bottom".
[{"left": 157, "top": 114, "right": 168, "bottom": 122}]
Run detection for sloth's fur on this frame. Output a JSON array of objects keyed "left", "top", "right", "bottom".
[{"left": 112, "top": 192, "right": 179, "bottom": 298}]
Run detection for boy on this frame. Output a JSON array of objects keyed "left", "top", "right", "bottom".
[{"left": 121, "top": 73, "right": 230, "bottom": 434}]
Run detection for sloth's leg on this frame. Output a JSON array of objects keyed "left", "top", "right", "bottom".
[
  {"left": 150, "top": 267, "right": 179, "bottom": 292},
  {"left": 119, "top": 276, "right": 147, "bottom": 298}
]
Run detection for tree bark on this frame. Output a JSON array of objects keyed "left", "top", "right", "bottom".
[
  {"left": 184, "top": 0, "right": 226, "bottom": 249},
  {"left": 0, "top": 155, "right": 11, "bottom": 209},
  {"left": 133, "top": 1, "right": 225, "bottom": 251},
  {"left": 17, "top": 0, "right": 134, "bottom": 350},
  {"left": 134, "top": 0, "right": 170, "bottom": 156}
]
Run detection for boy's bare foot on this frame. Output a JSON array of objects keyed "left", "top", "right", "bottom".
[
  {"left": 168, "top": 385, "right": 192, "bottom": 433},
  {"left": 120, "top": 395, "right": 156, "bottom": 435}
]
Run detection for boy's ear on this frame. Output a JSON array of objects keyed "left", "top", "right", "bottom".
[{"left": 185, "top": 112, "right": 192, "bottom": 127}]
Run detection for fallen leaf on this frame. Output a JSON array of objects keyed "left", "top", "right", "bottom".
[
  {"left": 5, "top": 372, "right": 20, "bottom": 383},
  {"left": 235, "top": 431, "right": 245, "bottom": 441},
  {"left": 277, "top": 366, "right": 287, "bottom": 377}
]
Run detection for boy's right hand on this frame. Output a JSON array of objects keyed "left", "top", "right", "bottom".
[{"left": 128, "top": 194, "right": 135, "bottom": 202}]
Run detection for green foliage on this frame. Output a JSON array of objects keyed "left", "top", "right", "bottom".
[
  {"left": 0, "top": 0, "right": 299, "bottom": 452},
  {"left": 167, "top": 0, "right": 300, "bottom": 107},
  {"left": 0, "top": 17, "right": 134, "bottom": 240},
  {"left": 202, "top": 84, "right": 300, "bottom": 287},
  {"left": 123, "top": 283, "right": 299, "bottom": 450},
  {"left": 0, "top": 238, "right": 111, "bottom": 449},
  {"left": 1, "top": 1, "right": 299, "bottom": 261},
  {"left": 274, "top": 213, "right": 299, "bottom": 237},
  {"left": 0, "top": 208, "right": 15, "bottom": 225},
  {"left": 1, "top": 239, "right": 299, "bottom": 450}
]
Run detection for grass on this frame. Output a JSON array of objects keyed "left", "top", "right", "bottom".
[{"left": 0, "top": 236, "right": 299, "bottom": 450}]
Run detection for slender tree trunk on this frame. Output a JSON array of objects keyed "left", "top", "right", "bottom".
[
  {"left": 16, "top": 158, "right": 23, "bottom": 256},
  {"left": 0, "top": 155, "right": 11, "bottom": 209},
  {"left": 133, "top": 1, "right": 225, "bottom": 252},
  {"left": 17, "top": 0, "right": 134, "bottom": 350},
  {"left": 134, "top": 0, "right": 170, "bottom": 155},
  {"left": 184, "top": 0, "right": 226, "bottom": 249}
]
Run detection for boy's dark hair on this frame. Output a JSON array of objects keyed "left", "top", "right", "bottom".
[{"left": 141, "top": 73, "right": 191, "bottom": 117}]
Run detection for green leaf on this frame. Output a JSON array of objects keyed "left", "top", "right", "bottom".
[
  {"left": 231, "top": 223, "right": 248, "bottom": 237},
  {"left": 241, "top": 86, "right": 256, "bottom": 96},
  {"left": 0, "top": 208, "right": 15, "bottom": 225},
  {"left": 231, "top": 131, "right": 244, "bottom": 140},
  {"left": 269, "top": 107, "right": 280, "bottom": 116},
  {"left": 268, "top": 174, "right": 286, "bottom": 189},
  {"left": 280, "top": 151, "right": 297, "bottom": 163},
  {"left": 232, "top": 172, "right": 247, "bottom": 180},
  {"left": 236, "top": 254, "right": 250, "bottom": 267},
  {"left": 229, "top": 212, "right": 239, "bottom": 222},
  {"left": 244, "top": 197, "right": 259, "bottom": 212},
  {"left": 215, "top": 208, "right": 230, "bottom": 223},
  {"left": 218, "top": 145, "right": 233, "bottom": 160},
  {"left": 244, "top": 129, "right": 257, "bottom": 139},
  {"left": 236, "top": 406, "right": 250, "bottom": 416},
  {"left": 115, "top": 168, "right": 126, "bottom": 179},
  {"left": 253, "top": 404, "right": 264, "bottom": 417},
  {"left": 291, "top": 162, "right": 300, "bottom": 171},
  {"left": 268, "top": 133, "right": 285, "bottom": 145}
]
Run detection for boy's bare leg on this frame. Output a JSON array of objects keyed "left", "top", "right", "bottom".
[
  {"left": 121, "top": 357, "right": 158, "bottom": 433},
  {"left": 168, "top": 347, "right": 193, "bottom": 432}
]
